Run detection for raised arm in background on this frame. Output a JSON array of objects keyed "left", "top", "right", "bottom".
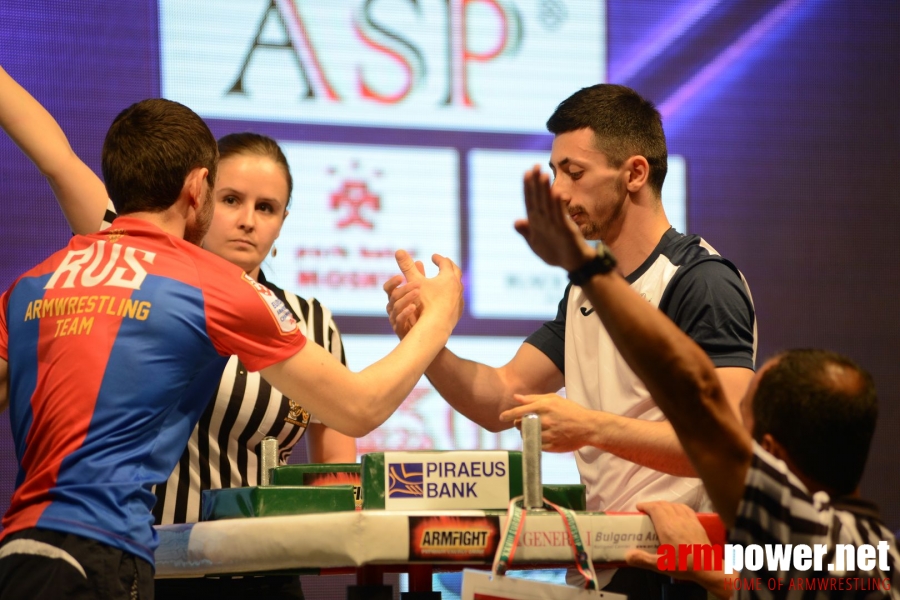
[{"left": 0, "top": 65, "right": 108, "bottom": 233}]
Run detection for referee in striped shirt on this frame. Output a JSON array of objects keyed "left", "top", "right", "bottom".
[{"left": 502, "top": 168, "right": 899, "bottom": 599}]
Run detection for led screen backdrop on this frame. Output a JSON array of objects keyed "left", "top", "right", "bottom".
[
  {"left": 0, "top": 0, "right": 898, "bottom": 545},
  {"left": 159, "top": 0, "right": 604, "bottom": 132}
]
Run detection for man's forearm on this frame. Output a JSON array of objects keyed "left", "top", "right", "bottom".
[
  {"left": 591, "top": 368, "right": 752, "bottom": 476},
  {"left": 339, "top": 311, "right": 458, "bottom": 434},
  {"left": 425, "top": 347, "right": 514, "bottom": 433},
  {"left": 426, "top": 343, "right": 565, "bottom": 433},
  {"left": 591, "top": 414, "right": 697, "bottom": 477},
  {"left": 262, "top": 310, "right": 457, "bottom": 438}
]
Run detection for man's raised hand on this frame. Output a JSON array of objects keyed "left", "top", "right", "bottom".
[{"left": 514, "top": 165, "right": 594, "bottom": 272}]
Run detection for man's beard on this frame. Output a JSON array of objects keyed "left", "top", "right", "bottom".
[
  {"left": 184, "top": 187, "right": 214, "bottom": 246},
  {"left": 570, "top": 210, "right": 603, "bottom": 240},
  {"left": 578, "top": 219, "right": 601, "bottom": 241},
  {"left": 576, "top": 182, "right": 627, "bottom": 242}
]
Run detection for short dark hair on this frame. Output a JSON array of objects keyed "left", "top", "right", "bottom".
[
  {"left": 546, "top": 84, "right": 668, "bottom": 196},
  {"left": 217, "top": 132, "right": 293, "bottom": 209},
  {"left": 752, "top": 349, "right": 877, "bottom": 496},
  {"left": 102, "top": 99, "right": 218, "bottom": 214}
]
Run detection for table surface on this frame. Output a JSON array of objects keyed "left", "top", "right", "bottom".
[{"left": 154, "top": 509, "right": 726, "bottom": 578}]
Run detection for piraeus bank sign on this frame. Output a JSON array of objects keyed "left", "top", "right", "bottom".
[
  {"left": 159, "top": 0, "right": 605, "bottom": 132},
  {"left": 384, "top": 451, "right": 510, "bottom": 510}
]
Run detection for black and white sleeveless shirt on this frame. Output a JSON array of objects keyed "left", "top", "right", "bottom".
[{"left": 527, "top": 228, "right": 757, "bottom": 513}]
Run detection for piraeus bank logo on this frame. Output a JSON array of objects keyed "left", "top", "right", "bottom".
[
  {"left": 384, "top": 452, "right": 510, "bottom": 509},
  {"left": 388, "top": 463, "right": 424, "bottom": 498},
  {"left": 159, "top": 0, "right": 605, "bottom": 132}
]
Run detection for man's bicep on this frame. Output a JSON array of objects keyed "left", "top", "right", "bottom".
[
  {"left": 326, "top": 317, "right": 347, "bottom": 366},
  {"left": 261, "top": 341, "right": 351, "bottom": 429},
  {"left": 716, "top": 367, "right": 754, "bottom": 418},
  {"left": 520, "top": 284, "right": 570, "bottom": 375},
  {"left": 306, "top": 423, "right": 357, "bottom": 464},
  {"left": 503, "top": 342, "right": 565, "bottom": 395}
]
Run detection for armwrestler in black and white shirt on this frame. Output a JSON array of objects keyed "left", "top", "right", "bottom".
[
  {"left": 507, "top": 164, "right": 900, "bottom": 600},
  {"left": 526, "top": 227, "right": 755, "bottom": 515},
  {"left": 384, "top": 84, "right": 755, "bottom": 597}
]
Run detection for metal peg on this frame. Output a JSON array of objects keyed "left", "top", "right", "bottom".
[
  {"left": 521, "top": 413, "right": 544, "bottom": 510},
  {"left": 259, "top": 436, "right": 279, "bottom": 486}
]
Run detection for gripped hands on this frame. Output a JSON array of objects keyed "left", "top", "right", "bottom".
[{"left": 392, "top": 249, "right": 463, "bottom": 337}]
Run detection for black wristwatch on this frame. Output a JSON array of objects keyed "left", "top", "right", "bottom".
[{"left": 567, "top": 244, "right": 617, "bottom": 286}]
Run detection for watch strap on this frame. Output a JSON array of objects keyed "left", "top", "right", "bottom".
[{"left": 567, "top": 245, "right": 617, "bottom": 286}]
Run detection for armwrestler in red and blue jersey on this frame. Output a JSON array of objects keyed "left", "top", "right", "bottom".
[
  {"left": 0, "top": 217, "right": 307, "bottom": 599},
  {"left": 0, "top": 216, "right": 305, "bottom": 562},
  {"left": 0, "top": 98, "right": 462, "bottom": 599}
]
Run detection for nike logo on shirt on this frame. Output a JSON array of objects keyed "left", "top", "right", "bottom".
[{"left": 580, "top": 307, "right": 595, "bottom": 316}]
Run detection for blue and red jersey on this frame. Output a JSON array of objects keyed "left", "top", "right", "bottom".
[{"left": 0, "top": 217, "right": 306, "bottom": 564}]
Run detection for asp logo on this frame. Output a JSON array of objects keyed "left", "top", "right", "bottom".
[
  {"left": 159, "top": 0, "right": 604, "bottom": 133},
  {"left": 227, "top": 0, "right": 523, "bottom": 107},
  {"left": 388, "top": 463, "right": 424, "bottom": 498}
]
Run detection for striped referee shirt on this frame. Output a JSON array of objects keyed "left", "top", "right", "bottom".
[
  {"left": 729, "top": 442, "right": 899, "bottom": 598},
  {"left": 99, "top": 201, "right": 347, "bottom": 525}
]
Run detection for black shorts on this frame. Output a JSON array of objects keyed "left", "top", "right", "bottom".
[{"left": 0, "top": 528, "right": 154, "bottom": 600}]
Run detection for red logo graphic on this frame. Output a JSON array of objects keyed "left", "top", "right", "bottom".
[{"left": 330, "top": 179, "right": 381, "bottom": 229}]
